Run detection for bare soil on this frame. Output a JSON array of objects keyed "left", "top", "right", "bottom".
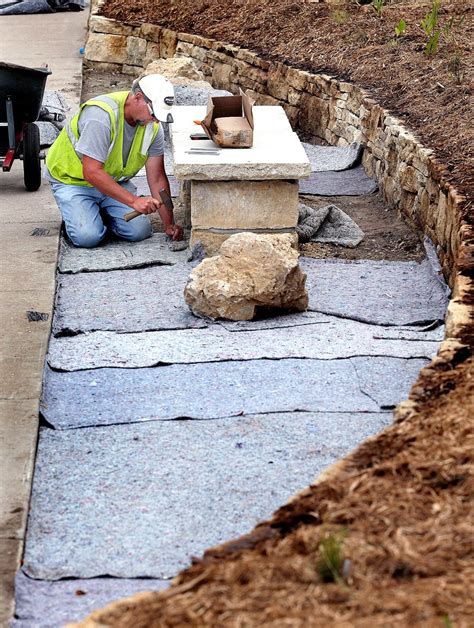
[{"left": 299, "top": 194, "right": 424, "bottom": 261}]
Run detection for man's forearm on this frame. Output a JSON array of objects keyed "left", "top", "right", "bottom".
[
  {"left": 85, "top": 168, "right": 137, "bottom": 208},
  {"left": 148, "top": 176, "right": 175, "bottom": 229}
]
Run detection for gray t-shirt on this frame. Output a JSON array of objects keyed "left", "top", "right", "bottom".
[{"left": 45, "top": 104, "right": 164, "bottom": 182}]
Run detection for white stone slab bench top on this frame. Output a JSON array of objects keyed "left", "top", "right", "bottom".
[{"left": 170, "top": 105, "right": 311, "bottom": 181}]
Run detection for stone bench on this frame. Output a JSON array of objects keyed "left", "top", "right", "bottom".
[{"left": 171, "top": 105, "right": 311, "bottom": 254}]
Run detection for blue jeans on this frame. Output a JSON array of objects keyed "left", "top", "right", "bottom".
[{"left": 50, "top": 180, "right": 152, "bottom": 248}]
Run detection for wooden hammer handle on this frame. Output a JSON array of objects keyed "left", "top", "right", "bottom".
[
  {"left": 124, "top": 190, "right": 173, "bottom": 222},
  {"left": 124, "top": 210, "right": 141, "bottom": 222}
]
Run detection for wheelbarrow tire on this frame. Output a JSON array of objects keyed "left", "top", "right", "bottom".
[{"left": 23, "top": 123, "right": 41, "bottom": 192}]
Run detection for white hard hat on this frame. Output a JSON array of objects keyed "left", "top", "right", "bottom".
[{"left": 138, "top": 74, "right": 175, "bottom": 123}]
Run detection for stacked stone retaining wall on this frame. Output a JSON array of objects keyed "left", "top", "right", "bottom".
[{"left": 84, "top": 12, "right": 472, "bottom": 344}]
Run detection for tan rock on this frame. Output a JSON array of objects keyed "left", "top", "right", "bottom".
[
  {"left": 207, "top": 49, "right": 232, "bottom": 64},
  {"left": 230, "top": 73, "right": 265, "bottom": 94},
  {"left": 235, "top": 48, "right": 270, "bottom": 70},
  {"left": 143, "top": 42, "right": 161, "bottom": 68},
  {"left": 399, "top": 163, "right": 420, "bottom": 194},
  {"left": 211, "top": 62, "right": 232, "bottom": 90},
  {"left": 267, "top": 63, "right": 289, "bottom": 101},
  {"left": 184, "top": 233, "right": 308, "bottom": 320},
  {"left": 175, "top": 41, "right": 208, "bottom": 63},
  {"left": 83, "top": 60, "right": 123, "bottom": 73},
  {"left": 286, "top": 68, "right": 311, "bottom": 91},
  {"left": 191, "top": 180, "right": 298, "bottom": 230},
  {"left": 283, "top": 103, "right": 299, "bottom": 128},
  {"left": 232, "top": 59, "right": 267, "bottom": 85},
  {"left": 122, "top": 65, "right": 142, "bottom": 76},
  {"left": 245, "top": 90, "right": 280, "bottom": 106},
  {"left": 189, "top": 229, "right": 299, "bottom": 257},
  {"left": 89, "top": 16, "right": 139, "bottom": 37},
  {"left": 299, "top": 93, "right": 329, "bottom": 137},
  {"left": 160, "top": 29, "right": 178, "bottom": 58},
  {"left": 126, "top": 36, "right": 147, "bottom": 67},
  {"left": 210, "top": 41, "right": 240, "bottom": 57},
  {"left": 178, "top": 32, "right": 214, "bottom": 49},
  {"left": 140, "top": 22, "right": 162, "bottom": 44},
  {"left": 144, "top": 57, "right": 205, "bottom": 81},
  {"left": 288, "top": 87, "right": 303, "bottom": 107},
  {"left": 435, "top": 192, "right": 448, "bottom": 243},
  {"left": 84, "top": 32, "right": 127, "bottom": 65}
]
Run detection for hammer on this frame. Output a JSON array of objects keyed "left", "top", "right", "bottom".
[{"left": 124, "top": 188, "right": 173, "bottom": 222}]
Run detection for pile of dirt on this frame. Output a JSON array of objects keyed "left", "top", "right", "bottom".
[
  {"left": 100, "top": 0, "right": 473, "bottom": 213},
  {"left": 75, "top": 346, "right": 474, "bottom": 627}
]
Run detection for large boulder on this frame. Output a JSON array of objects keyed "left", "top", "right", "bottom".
[
  {"left": 184, "top": 233, "right": 308, "bottom": 321},
  {"left": 144, "top": 57, "right": 205, "bottom": 82}
]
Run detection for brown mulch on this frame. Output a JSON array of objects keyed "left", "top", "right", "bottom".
[
  {"left": 75, "top": 346, "right": 474, "bottom": 627},
  {"left": 100, "top": 0, "right": 474, "bottom": 216}
]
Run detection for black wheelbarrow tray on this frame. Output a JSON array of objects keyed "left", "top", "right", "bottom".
[{"left": 0, "top": 61, "right": 51, "bottom": 191}]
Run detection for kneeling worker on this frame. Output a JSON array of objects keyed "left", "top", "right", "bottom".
[{"left": 45, "top": 73, "right": 183, "bottom": 247}]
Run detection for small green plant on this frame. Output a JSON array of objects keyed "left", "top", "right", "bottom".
[
  {"left": 443, "top": 13, "right": 465, "bottom": 40},
  {"left": 442, "top": 614, "right": 453, "bottom": 628},
  {"left": 394, "top": 19, "right": 407, "bottom": 38},
  {"left": 420, "top": 2, "right": 467, "bottom": 56},
  {"left": 316, "top": 529, "right": 347, "bottom": 584},
  {"left": 421, "top": 0, "right": 441, "bottom": 55},
  {"left": 448, "top": 51, "right": 463, "bottom": 84},
  {"left": 372, "top": 0, "right": 384, "bottom": 18},
  {"left": 331, "top": 9, "right": 349, "bottom": 25}
]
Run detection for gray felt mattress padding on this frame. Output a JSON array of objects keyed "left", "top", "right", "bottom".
[
  {"left": 302, "top": 141, "right": 362, "bottom": 173},
  {"left": 40, "top": 357, "right": 428, "bottom": 429},
  {"left": 23, "top": 412, "right": 392, "bottom": 579},
  {"left": 58, "top": 233, "right": 188, "bottom": 274},
  {"left": 299, "top": 165, "right": 378, "bottom": 196},
  {"left": 47, "top": 317, "right": 443, "bottom": 371},
  {"left": 13, "top": 571, "right": 169, "bottom": 628},
  {"left": 51, "top": 258, "right": 448, "bottom": 336}
]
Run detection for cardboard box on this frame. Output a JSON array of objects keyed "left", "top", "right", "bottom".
[{"left": 201, "top": 89, "right": 254, "bottom": 148}]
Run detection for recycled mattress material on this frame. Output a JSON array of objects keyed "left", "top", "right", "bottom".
[
  {"left": 23, "top": 412, "right": 393, "bottom": 579},
  {"left": 40, "top": 357, "right": 428, "bottom": 429}
]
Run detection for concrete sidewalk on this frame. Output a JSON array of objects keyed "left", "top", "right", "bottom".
[{"left": 0, "top": 9, "right": 88, "bottom": 625}]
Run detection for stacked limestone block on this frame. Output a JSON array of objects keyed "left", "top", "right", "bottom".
[{"left": 189, "top": 180, "right": 299, "bottom": 256}]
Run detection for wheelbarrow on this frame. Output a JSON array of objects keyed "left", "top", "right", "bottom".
[{"left": 0, "top": 61, "right": 51, "bottom": 191}]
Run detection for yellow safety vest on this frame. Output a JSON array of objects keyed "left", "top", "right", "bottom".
[{"left": 46, "top": 91, "right": 160, "bottom": 186}]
